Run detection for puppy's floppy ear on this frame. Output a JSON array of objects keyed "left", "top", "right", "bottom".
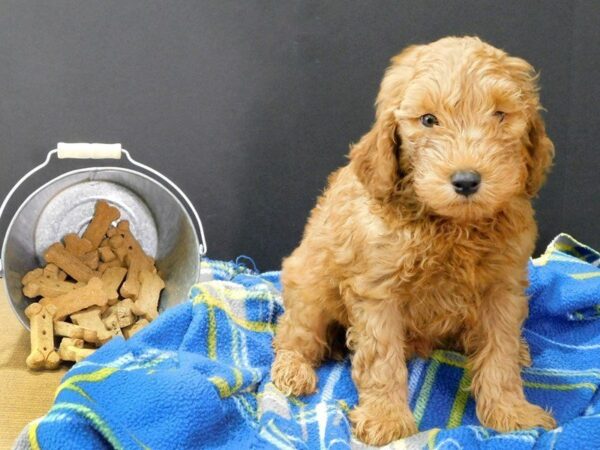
[
  {"left": 350, "top": 110, "right": 400, "bottom": 200},
  {"left": 524, "top": 111, "right": 554, "bottom": 197},
  {"left": 350, "top": 45, "right": 422, "bottom": 200},
  {"left": 506, "top": 56, "right": 555, "bottom": 197}
]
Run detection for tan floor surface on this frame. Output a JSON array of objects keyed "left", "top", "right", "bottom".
[{"left": 0, "top": 283, "right": 67, "bottom": 448}]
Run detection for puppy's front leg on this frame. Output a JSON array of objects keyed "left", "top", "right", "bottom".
[
  {"left": 347, "top": 297, "right": 417, "bottom": 445},
  {"left": 469, "top": 286, "right": 556, "bottom": 431}
]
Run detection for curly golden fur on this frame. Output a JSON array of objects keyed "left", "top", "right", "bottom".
[{"left": 271, "top": 36, "right": 556, "bottom": 445}]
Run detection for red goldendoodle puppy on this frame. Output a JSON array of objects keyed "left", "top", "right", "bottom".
[{"left": 271, "top": 36, "right": 556, "bottom": 445}]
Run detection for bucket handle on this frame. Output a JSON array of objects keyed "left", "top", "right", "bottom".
[{"left": 0, "top": 144, "right": 207, "bottom": 276}]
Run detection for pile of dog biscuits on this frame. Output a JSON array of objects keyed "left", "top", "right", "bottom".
[{"left": 23, "top": 200, "right": 165, "bottom": 370}]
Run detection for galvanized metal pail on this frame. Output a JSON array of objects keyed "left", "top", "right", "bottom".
[{"left": 0, "top": 143, "right": 207, "bottom": 329}]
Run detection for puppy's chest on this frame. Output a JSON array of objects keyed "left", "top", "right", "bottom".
[
  {"left": 391, "top": 236, "right": 490, "bottom": 332},
  {"left": 393, "top": 234, "right": 489, "bottom": 290},
  {"left": 400, "top": 280, "right": 481, "bottom": 339}
]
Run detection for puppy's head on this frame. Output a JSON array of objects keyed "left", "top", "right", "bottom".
[{"left": 350, "top": 36, "right": 554, "bottom": 222}]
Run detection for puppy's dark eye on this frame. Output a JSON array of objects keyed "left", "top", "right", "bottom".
[
  {"left": 420, "top": 114, "right": 439, "bottom": 128},
  {"left": 495, "top": 111, "right": 506, "bottom": 122}
]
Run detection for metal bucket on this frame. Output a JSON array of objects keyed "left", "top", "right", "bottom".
[{"left": 0, "top": 143, "right": 207, "bottom": 329}]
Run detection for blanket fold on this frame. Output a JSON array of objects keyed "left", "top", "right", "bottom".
[{"left": 15, "top": 234, "right": 600, "bottom": 450}]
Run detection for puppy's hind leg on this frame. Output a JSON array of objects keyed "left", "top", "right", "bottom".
[{"left": 272, "top": 283, "right": 334, "bottom": 397}]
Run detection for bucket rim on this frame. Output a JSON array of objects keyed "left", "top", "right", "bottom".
[{"left": 2, "top": 166, "right": 201, "bottom": 329}]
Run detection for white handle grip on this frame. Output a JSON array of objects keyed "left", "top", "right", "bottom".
[{"left": 57, "top": 143, "right": 122, "bottom": 159}]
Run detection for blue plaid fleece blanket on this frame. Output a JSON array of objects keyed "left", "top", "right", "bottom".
[{"left": 15, "top": 234, "right": 600, "bottom": 450}]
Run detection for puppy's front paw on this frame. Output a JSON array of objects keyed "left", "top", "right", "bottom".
[
  {"left": 479, "top": 400, "right": 556, "bottom": 431},
  {"left": 350, "top": 401, "right": 417, "bottom": 446},
  {"left": 271, "top": 350, "right": 318, "bottom": 397}
]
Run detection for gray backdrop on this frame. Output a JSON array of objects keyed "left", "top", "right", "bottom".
[{"left": 0, "top": 1, "right": 598, "bottom": 270}]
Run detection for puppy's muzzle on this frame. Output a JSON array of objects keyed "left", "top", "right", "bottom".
[{"left": 451, "top": 171, "right": 481, "bottom": 197}]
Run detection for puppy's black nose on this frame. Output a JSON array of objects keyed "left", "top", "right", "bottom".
[{"left": 451, "top": 171, "right": 481, "bottom": 196}]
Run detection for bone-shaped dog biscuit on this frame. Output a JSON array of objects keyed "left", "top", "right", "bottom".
[
  {"left": 83, "top": 200, "right": 120, "bottom": 249},
  {"left": 81, "top": 250, "right": 99, "bottom": 270},
  {"left": 22, "top": 268, "right": 43, "bottom": 286},
  {"left": 101, "top": 266, "right": 127, "bottom": 302},
  {"left": 58, "top": 337, "right": 95, "bottom": 362},
  {"left": 22, "top": 264, "right": 65, "bottom": 285},
  {"left": 122, "top": 318, "right": 150, "bottom": 339},
  {"left": 64, "top": 233, "right": 93, "bottom": 257},
  {"left": 116, "top": 298, "right": 136, "bottom": 327},
  {"left": 54, "top": 320, "right": 98, "bottom": 343},
  {"left": 58, "top": 337, "right": 83, "bottom": 359},
  {"left": 108, "top": 221, "right": 141, "bottom": 260},
  {"left": 103, "top": 298, "right": 136, "bottom": 328},
  {"left": 109, "top": 221, "right": 156, "bottom": 299},
  {"left": 110, "top": 240, "right": 128, "bottom": 263},
  {"left": 109, "top": 221, "right": 149, "bottom": 260},
  {"left": 22, "top": 267, "right": 77, "bottom": 298},
  {"left": 40, "top": 277, "right": 108, "bottom": 320},
  {"left": 60, "top": 337, "right": 83, "bottom": 348},
  {"left": 64, "top": 233, "right": 100, "bottom": 270},
  {"left": 120, "top": 251, "right": 155, "bottom": 299},
  {"left": 45, "top": 243, "right": 98, "bottom": 282},
  {"left": 102, "top": 310, "right": 124, "bottom": 339},
  {"left": 99, "top": 246, "right": 117, "bottom": 262},
  {"left": 43, "top": 264, "right": 67, "bottom": 281},
  {"left": 131, "top": 271, "right": 164, "bottom": 321},
  {"left": 25, "top": 303, "right": 60, "bottom": 370},
  {"left": 98, "top": 259, "right": 125, "bottom": 275},
  {"left": 70, "top": 306, "right": 113, "bottom": 344}
]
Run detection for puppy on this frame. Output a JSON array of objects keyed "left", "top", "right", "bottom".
[{"left": 271, "top": 36, "right": 556, "bottom": 445}]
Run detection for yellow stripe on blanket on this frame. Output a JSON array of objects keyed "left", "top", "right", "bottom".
[
  {"left": 570, "top": 271, "right": 600, "bottom": 280},
  {"left": 50, "top": 403, "right": 129, "bottom": 450},
  {"left": 193, "top": 289, "right": 276, "bottom": 333},
  {"left": 447, "top": 372, "right": 472, "bottom": 428},
  {"left": 28, "top": 419, "right": 41, "bottom": 450},
  {"left": 431, "top": 351, "right": 597, "bottom": 391},
  {"left": 524, "top": 381, "right": 597, "bottom": 391},
  {"left": 208, "top": 305, "right": 217, "bottom": 360},
  {"left": 55, "top": 367, "right": 118, "bottom": 400},
  {"left": 428, "top": 428, "right": 441, "bottom": 450},
  {"left": 209, "top": 368, "right": 244, "bottom": 398}
]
